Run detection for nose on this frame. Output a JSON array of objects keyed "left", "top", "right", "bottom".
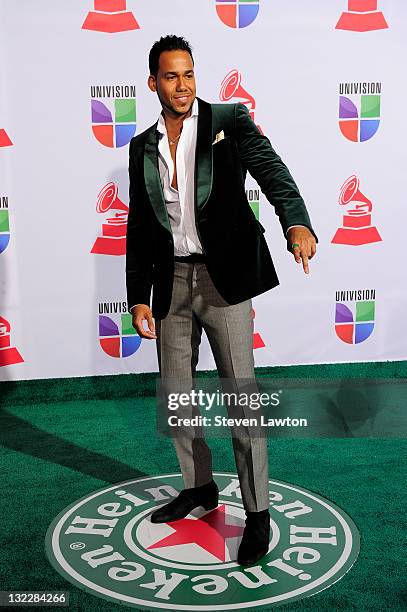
[{"left": 176, "top": 76, "right": 188, "bottom": 91}]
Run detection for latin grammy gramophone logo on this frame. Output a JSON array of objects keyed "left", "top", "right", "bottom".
[
  {"left": 0, "top": 196, "right": 10, "bottom": 254},
  {"left": 0, "top": 129, "right": 12, "bottom": 147},
  {"left": 91, "top": 183, "right": 128, "bottom": 256},
  {"left": 0, "top": 316, "right": 24, "bottom": 367},
  {"left": 220, "top": 70, "right": 263, "bottom": 133},
  {"left": 339, "top": 82, "right": 381, "bottom": 142},
  {"left": 216, "top": 0, "right": 260, "bottom": 29},
  {"left": 336, "top": 0, "right": 388, "bottom": 32},
  {"left": 91, "top": 85, "right": 136, "bottom": 148},
  {"left": 332, "top": 176, "right": 382, "bottom": 246},
  {"left": 82, "top": 0, "right": 140, "bottom": 33}
]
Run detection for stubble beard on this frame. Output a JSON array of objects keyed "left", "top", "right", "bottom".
[{"left": 158, "top": 90, "right": 195, "bottom": 120}]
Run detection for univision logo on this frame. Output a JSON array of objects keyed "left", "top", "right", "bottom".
[
  {"left": 0, "top": 196, "right": 10, "bottom": 254},
  {"left": 246, "top": 188, "right": 259, "bottom": 221},
  {"left": 339, "top": 82, "right": 381, "bottom": 142},
  {"left": 216, "top": 0, "right": 260, "bottom": 29},
  {"left": 99, "top": 302, "right": 141, "bottom": 358},
  {"left": 91, "top": 85, "right": 136, "bottom": 148},
  {"left": 245, "top": 189, "right": 265, "bottom": 350},
  {"left": 335, "top": 289, "right": 375, "bottom": 344}
]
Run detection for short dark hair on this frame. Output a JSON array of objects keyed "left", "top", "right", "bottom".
[{"left": 149, "top": 35, "right": 194, "bottom": 77}]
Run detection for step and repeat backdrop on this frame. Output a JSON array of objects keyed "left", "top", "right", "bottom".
[{"left": 1, "top": 0, "right": 406, "bottom": 380}]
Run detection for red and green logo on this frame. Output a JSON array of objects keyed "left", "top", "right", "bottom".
[
  {"left": 335, "top": 289, "right": 376, "bottom": 344},
  {"left": 91, "top": 85, "right": 136, "bottom": 148},
  {"left": 45, "top": 473, "right": 360, "bottom": 609},
  {"left": 339, "top": 82, "right": 381, "bottom": 142},
  {"left": 0, "top": 196, "right": 10, "bottom": 254},
  {"left": 99, "top": 307, "right": 141, "bottom": 358}
]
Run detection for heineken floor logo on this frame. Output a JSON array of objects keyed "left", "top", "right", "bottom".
[{"left": 45, "top": 473, "right": 360, "bottom": 609}]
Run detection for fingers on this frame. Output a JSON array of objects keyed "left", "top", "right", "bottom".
[
  {"left": 146, "top": 311, "right": 156, "bottom": 337},
  {"left": 291, "top": 238, "right": 316, "bottom": 274},
  {"left": 301, "top": 252, "right": 309, "bottom": 274},
  {"left": 293, "top": 246, "right": 302, "bottom": 264},
  {"left": 135, "top": 317, "right": 157, "bottom": 339},
  {"left": 132, "top": 307, "right": 157, "bottom": 339}
]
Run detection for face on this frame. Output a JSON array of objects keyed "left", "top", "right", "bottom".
[{"left": 148, "top": 50, "right": 196, "bottom": 118}]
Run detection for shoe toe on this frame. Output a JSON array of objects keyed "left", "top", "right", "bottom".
[
  {"left": 237, "top": 546, "right": 268, "bottom": 566},
  {"left": 150, "top": 509, "right": 166, "bottom": 523}
]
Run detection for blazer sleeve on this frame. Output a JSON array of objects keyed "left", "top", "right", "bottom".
[
  {"left": 126, "top": 138, "right": 154, "bottom": 310},
  {"left": 234, "top": 103, "right": 318, "bottom": 248}
]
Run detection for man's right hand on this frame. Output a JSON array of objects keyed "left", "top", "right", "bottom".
[{"left": 131, "top": 305, "right": 157, "bottom": 339}]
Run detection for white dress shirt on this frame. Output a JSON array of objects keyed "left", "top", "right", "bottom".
[{"left": 157, "top": 98, "right": 203, "bottom": 255}]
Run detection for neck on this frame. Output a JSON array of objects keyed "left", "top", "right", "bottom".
[{"left": 162, "top": 104, "right": 193, "bottom": 131}]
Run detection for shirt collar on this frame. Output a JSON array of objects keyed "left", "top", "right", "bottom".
[{"left": 157, "top": 98, "right": 199, "bottom": 135}]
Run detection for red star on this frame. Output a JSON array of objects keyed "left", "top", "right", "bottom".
[{"left": 147, "top": 505, "right": 245, "bottom": 561}]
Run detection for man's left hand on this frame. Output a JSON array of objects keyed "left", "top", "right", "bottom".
[{"left": 287, "top": 227, "right": 317, "bottom": 274}]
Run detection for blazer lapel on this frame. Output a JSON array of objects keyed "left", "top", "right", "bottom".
[
  {"left": 195, "top": 98, "right": 213, "bottom": 211},
  {"left": 143, "top": 125, "right": 171, "bottom": 233}
]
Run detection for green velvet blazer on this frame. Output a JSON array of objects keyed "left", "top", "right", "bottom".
[{"left": 126, "top": 98, "right": 317, "bottom": 320}]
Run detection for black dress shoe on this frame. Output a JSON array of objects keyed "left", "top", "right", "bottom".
[
  {"left": 237, "top": 509, "right": 270, "bottom": 566},
  {"left": 150, "top": 480, "right": 219, "bottom": 523}
]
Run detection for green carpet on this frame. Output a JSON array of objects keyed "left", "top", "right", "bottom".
[{"left": 0, "top": 361, "right": 406, "bottom": 611}]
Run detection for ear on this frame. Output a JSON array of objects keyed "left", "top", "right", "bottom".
[{"left": 148, "top": 75, "right": 157, "bottom": 93}]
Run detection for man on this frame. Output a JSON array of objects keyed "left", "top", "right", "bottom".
[{"left": 126, "top": 35, "right": 317, "bottom": 566}]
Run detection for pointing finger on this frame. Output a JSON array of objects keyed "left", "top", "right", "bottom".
[{"left": 301, "top": 252, "right": 309, "bottom": 274}]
